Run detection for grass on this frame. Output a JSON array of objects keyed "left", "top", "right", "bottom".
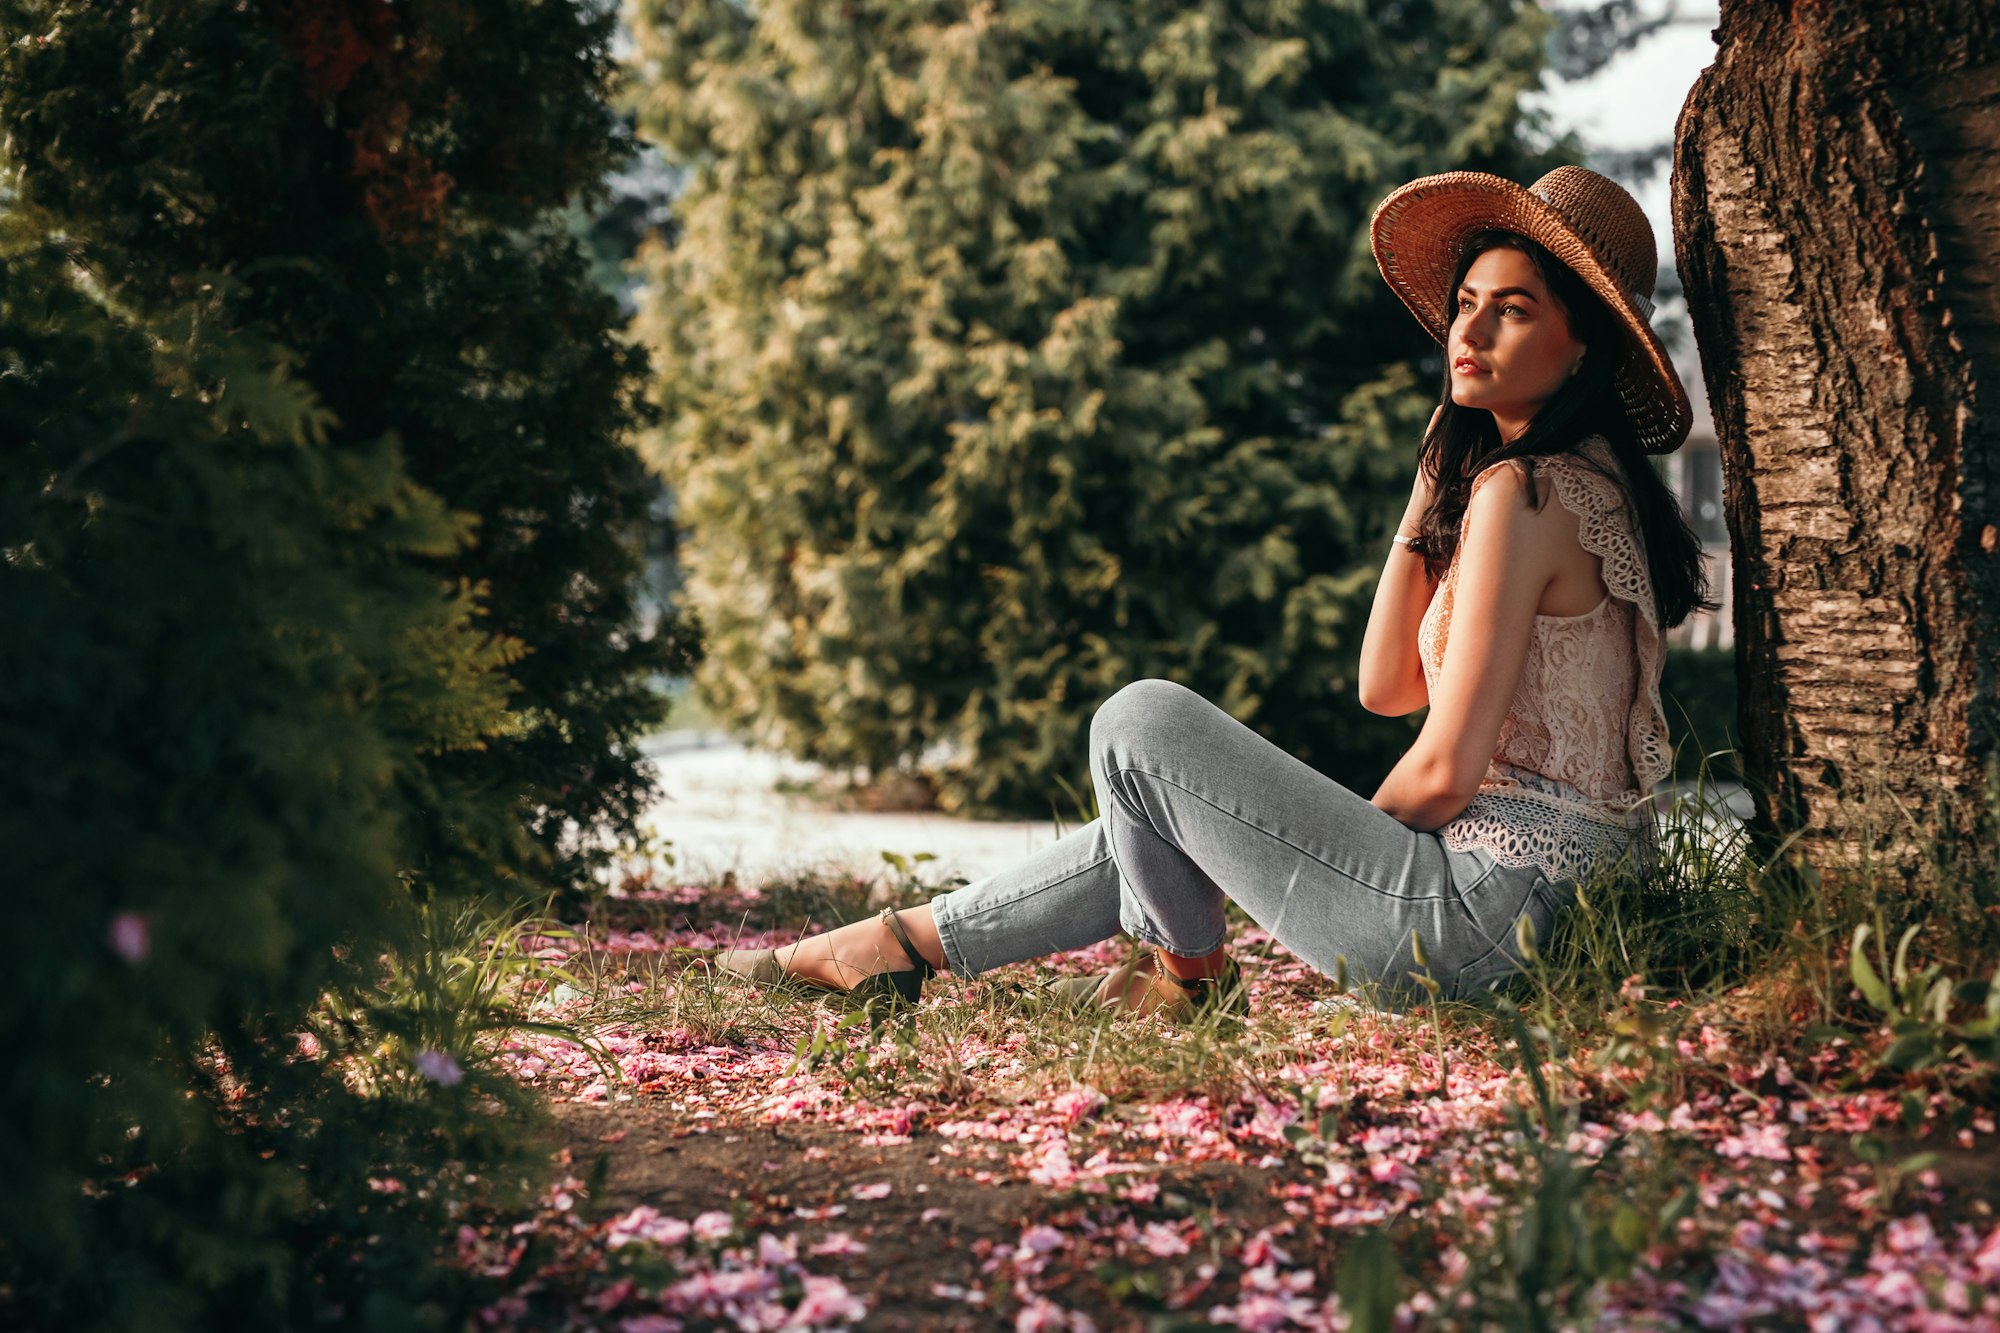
[
  {"left": 555, "top": 739, "right": 2000, "bottom": 1116},
  {"left": 442, "top": 743, "right": 2000, "bottom": 1330}
]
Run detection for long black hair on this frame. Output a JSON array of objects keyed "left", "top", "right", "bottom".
[{"left": 1407, "top": 229, "right": 1715, "bottom": 629}]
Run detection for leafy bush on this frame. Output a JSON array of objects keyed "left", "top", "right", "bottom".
[
  {"left": 627, "top": 0, "right": 1566, "bottom": 812},
  {"left": 1, "top": 0, "right": 691, "bottom": 898},
  {"left": 0, "top": 0, "right": 682, "bottom": 1323},
  {"left": 0, "top": 203, "right": 529, "bottom": 1331}
]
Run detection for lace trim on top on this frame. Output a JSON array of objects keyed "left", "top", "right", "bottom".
[{"left": 1416, "top": 436, "right": 1671, "bottom": 883}]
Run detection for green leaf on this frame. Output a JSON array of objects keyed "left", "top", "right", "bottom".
[
  {"left": 1884, "top": 1029, "right": 1943, "bottom": 1072},
  {"left": 1851, "top": 924, "right": 1893, "bottom": 1013},
  {"left": 1515, "top": 911, "right": 1540, "bottom": 964},
  {"left": 1927, "top": 976, "right": 1954, "bottom": 1026},
  {"left": 1891, "top": 923, "right": 1922, "bottom": 990},
  {"left": 1895, "top": 1151, "right": 1943, "bottom": 1177}
]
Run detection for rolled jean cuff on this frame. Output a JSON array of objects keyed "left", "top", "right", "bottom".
[
  {"left": 1117, "top": 900, "right": 1228, "bottom": 957},
  {"left": 928, "top": 894, "right": 978, "bottom": 978}
]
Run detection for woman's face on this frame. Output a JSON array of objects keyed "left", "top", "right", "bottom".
[{"left": 1447, "top": 246, "right": 1586, "bottom": 441}]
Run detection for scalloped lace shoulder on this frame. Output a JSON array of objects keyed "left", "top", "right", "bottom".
[{"left": 1416, "top": 436, "right": 1670, "bottom": 883}]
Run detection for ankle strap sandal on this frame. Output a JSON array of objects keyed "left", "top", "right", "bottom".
[
  {"left": 871, "top": 906, "right": 937, "bottom": 1004},
  {"left": 709, "top": 906, "right": 937, "bottom": 1008},
  {"left": 1153, "top": 950, "right": 1250, "bottom": 1017},
  {"left": 1031, "top": 948, "right": 1250, "bottom": 1019}
]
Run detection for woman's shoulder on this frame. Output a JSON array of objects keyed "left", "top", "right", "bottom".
[
  {"left": 1467, "top": 435, "right": 1618, "bottom": 487},
  {"left": 1533, "top": 435, "right": 1631, "bottom": 511}
]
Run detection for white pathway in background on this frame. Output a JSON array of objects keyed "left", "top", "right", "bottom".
[
  {"left": 636, "top": 731, "right": 1065, "bottom": 889},
  {"left": 638, "top": 731, "right": 1753, "bottom": 890}
]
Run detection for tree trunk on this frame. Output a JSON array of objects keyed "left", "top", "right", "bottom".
[{"left": 1671, "top": 2, "right": 2000, "bottom": 884}]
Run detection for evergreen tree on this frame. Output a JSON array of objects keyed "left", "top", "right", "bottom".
[
  {"left": 2, "top": 0, "right": 691, "bottom": 897},
  {"left": 0, "top": 192, "right": 543, "bottom": 1328},
  {"left": 0, "top": 0, "right": 686, "bottom": 1321},
  {"left": 628, "top": 0, "right": 1564, "bottom": 812}
]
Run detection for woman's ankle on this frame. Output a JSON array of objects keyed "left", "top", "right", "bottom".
[
  {"left": 889, "top": 905, "right": 950, "bottom": 974},
  {"left": 1156, "top": 943, "right": 1231, "bottom": 982}
]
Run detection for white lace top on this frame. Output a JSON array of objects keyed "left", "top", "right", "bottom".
[{"left": 1416, "top": 436, "right": 1670, "bottom": 885}]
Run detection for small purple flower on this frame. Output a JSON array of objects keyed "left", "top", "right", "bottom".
[
  {"left": 414, "top": 1049, "right": 464, "bottom": 1086},
  {"left": 107, "top": 911, "right": 151, "bottom": 963}
]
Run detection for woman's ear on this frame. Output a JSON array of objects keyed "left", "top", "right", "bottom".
[{"left": 1568, "top": 348, "right": 1587, "bottom": 378}]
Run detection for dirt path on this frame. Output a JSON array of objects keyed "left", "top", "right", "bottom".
[{"left": 551, "top": 1098, "right": 1303, "bottom": 1329}]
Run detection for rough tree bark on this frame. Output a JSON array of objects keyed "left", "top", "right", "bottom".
[{"left": 1672, "top": 2, "right": 2000, "bottom": 883}]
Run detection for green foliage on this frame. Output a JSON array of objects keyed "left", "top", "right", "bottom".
[
  {"left": 1482, "top": 999, "right": 1684, "bottom": 1327},
  {"left": 0, "top": 205, "right": 531, "bottom": 1330},
  {"left": 1333, "top": 1229, "right": 1404, "bottom": 1333},
  {"left": 1848, "top": 920, "right": 2000, "bottom": 1076},
  {"left": 316, "top": 894, "right": 614, "bottom": 1097},
  {"left": 2, "top": 0, "right": 692, "bottom": 898},
  {"left": 785, "top": 1006, "right": 898, "bottom": 1094},
  {"left": 0, "top": 0, "right": 687, "bottom": 1323},
  {"left": 627, "top": 0, "right": 1567, "bottom": 812}
]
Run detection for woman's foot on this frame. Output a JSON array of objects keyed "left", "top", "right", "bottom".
[
  {"left": 1073, "top": 947, "right": 1246, "bottom": 1018},
  {"left": 1088, "top": 949, "right": 1184, "bottom": 1015},
  {"left": 763, "top": 906, "right": 948, "bottom": 990}
]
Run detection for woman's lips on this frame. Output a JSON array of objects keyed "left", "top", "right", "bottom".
[{"left": 1452, "top": 357, "right": 1488, "bottom": 375}]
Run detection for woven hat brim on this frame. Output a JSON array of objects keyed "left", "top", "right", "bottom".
[{"left": 1369, "top": 171, "right": 1692, "bottom": 455}]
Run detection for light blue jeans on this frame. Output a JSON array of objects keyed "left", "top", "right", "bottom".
[{"left": 928, "top": 679, "right": 1579, "bottom": 1007}]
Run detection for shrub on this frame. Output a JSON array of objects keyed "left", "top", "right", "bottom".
[
  {"left": 0, "top": 204, "right": 534, "bottom": 1330},
  {"left": 627, "top": 0, "right": 1565, "bottom": 812},
  {"left": 1, "top": 0, "right": 692, "bottom": 898},
  {"left": 0, "top": 0, "right": 682, "bottom": 1322}
]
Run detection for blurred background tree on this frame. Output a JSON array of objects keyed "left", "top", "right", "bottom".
[
  {"left": 627, "top": 0, "right": 1569, "bottom": 814},
  {"left": 0, "top": 0, "right": 687, "bottom": 1323}
]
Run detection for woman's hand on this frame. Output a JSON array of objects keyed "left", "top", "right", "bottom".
[{"left": 1399, "top": 406, "right": 1444, "bottom": 535}]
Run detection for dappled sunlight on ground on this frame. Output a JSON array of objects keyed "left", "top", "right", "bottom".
[{"left": 457, "top": 880, "right": 2000, "bottom": 1331}]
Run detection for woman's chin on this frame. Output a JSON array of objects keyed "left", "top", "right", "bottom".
[{"left": 1451, "top": 390, "right": 1534, "bottom": 419}]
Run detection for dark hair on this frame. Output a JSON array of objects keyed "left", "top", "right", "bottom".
[{"left": 1409, "top": 229, "right": 1715, "bottom": 629}]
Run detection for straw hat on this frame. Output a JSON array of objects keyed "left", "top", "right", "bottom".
[{"left": 1369, "top": 165, "right": 1691, "bottom": 454}]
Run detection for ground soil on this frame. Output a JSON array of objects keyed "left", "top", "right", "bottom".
[{"left": 552, "top": 1099, "right": 1302, "bottom": 1330}]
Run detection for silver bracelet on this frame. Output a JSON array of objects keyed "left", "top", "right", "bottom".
[{"left": 1391, "top": 533, "right": 1418, "bottom": 548}]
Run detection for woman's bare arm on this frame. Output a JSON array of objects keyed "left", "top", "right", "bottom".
[
  {"left": 1357, "top": 412, "right": 1443, "bottom": 716},
  {"left": 1372, "top": 461, "right": 1558, "bottom": 829}
]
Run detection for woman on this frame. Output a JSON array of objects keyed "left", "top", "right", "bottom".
[{"left": 713, "top": 165, "right": 1712, "bottom": 1015}]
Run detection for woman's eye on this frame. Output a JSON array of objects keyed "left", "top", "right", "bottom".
[{"left": 1502, "top": 304, "right": 1524, "bottom": 317}]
